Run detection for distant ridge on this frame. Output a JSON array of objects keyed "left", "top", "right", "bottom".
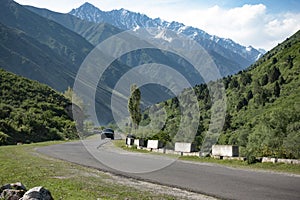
[
  {"left": 70, "top": 2, "right": 263, "bottom": 73},
  {"left": 0, "top": 0, "right": 94, "bottom": 91}
]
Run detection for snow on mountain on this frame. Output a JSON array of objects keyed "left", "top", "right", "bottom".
[
  {"left": 70, "top": 2, "right": 264, "bottom": 70},
  {"left": 258, "top": 48, "right": 267, "bottom": 54}
]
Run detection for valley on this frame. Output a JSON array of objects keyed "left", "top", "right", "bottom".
[{"left": 0, "top": 0, "right": 299, "bottom": 199}]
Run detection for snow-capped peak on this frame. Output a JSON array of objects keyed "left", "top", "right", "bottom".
[
  {"left": 246, "top": 46, "right": 253, "bottom": 52},
  {"left": 121, "top": 8, "right": 128, "bottom": 16},
  {"left": 69, "top": 3, "right": 264, "bottom": 66}
]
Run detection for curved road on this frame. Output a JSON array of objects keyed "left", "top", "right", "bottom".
[{"left": 37, "top": 137, "right": 300, "bottom": 200}]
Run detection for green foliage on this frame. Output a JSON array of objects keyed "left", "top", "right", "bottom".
[
  {"left": 273, "top": 82, "right": 281, "bottom": 97},
  {"left": 246, "top": 90, "right": 253, "bottom": 100},
  {"left": 229, "top": 77, "right": 239, "bottom": 89},
  {"left": 0, "top": 69, "right": 78, "bottom": 145},
  {"left": 240, "top": 73, "right": 252, "bottom": 86},
  {"left": 128, "top": 84, "right": 142, "bottom": 130},
  {"left": 236, "top": 98, "right": 248, "bottom": 111},
  {"left": 140, "top": 30, "right": 300, "bottom": 159},
  {"left": 148, "top": 131, "right": 171, "bottom": 146},
  {"left": 260, "top": 74, "right": 269, "bottom": 86},
  {"left": 283, "top": 122, "right": 300, "bottom": 158},
  {"left": 0, "top": 131, "right": 9, "bottom": 144},
  {"left": 272, "top": 57, "right": 278, "bottom": 64},
  {"left": 268, "top": 66, "right": 281, "bottom": 83},
  {"left": 246, "top": 153, "right": 257, "bottom": 165}
]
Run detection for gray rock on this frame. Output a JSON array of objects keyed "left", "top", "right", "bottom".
[
  {"left": 0, "top": 182, "right": 27, "bottom": 200},
  {"left": 20, "top": 186, "right": 53, "bottom": 200},
  {"left": 1, "top": 189, "right": 25, "bottom": 200},
  {"left": 1, "top": 182, "right": 26, "bottom": 191},
  {"left": 11, "top": 182, "right": 27, "bottom": 191},
  {"left": 0, "top": 183, "right": 12, "bottom": 191}
]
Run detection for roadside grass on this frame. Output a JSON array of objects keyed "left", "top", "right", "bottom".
[
  {"left": 179, "top": 156, "right": 300, "bottom": 175},
  {"left": 0, "top": 141, "right": 181, "bottom": 200},
  {"left": 113, "top": 140, "right": 151, "bottom": 154},
  {"left": 113, "top": 140, "right": 300, "bottom": 175},
  {"left": 113, "top": 140, "right": 179, "bottom": 159}
]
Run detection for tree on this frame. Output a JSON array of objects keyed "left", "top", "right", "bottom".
[
  {"left": 0, "top": 131, "right": 9, "bottom": 145},
  {"left": 279, "top": 76, "right": 285, "bottom": 85},
  {"left": 254, "top": 89, "right": 268, "bottom": 106},
  {"left": 273, "top": 82, "right": 280, "bottom": 98},
  {"left": 223, "top": 76, "right": 231, "bottom": 89},
  {"left": 247, "top": 90, "right": 253, "bottom": 100},
  {"left": 128, "top": 84, "right": 142, "bottom": 131},
  {"left": 283, "top": 122, "right": 300, "bottom": 158},
  {"left": 286, "top": 55, "right": 294, "bottom": 68},
  {"left": 240, "top": 73, "right": 252, "bottom": 86},
  {"left": 260, "top": 74, "right": 268, "bottom": 86},
  {"left": 253, "top": 81, "right": 262, "bottom": 94},
  {"left": 229, "top": 78, "right": 239, "bottom": 89},
  {"left": 268, "top": 66, "right": 281, "bottom": 83},
  {"left": 222, "top": 113, "right": 232, "bottom": 131},
  {"left": 236, "top": 98, "right": 248, "bottom": 111}
]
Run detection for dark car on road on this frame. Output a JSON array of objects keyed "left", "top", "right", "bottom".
[{"left": 101, "top": 128, "right": 114, "bottom": 140}]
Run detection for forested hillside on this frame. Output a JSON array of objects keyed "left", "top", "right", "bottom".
[
  {"left": 0, "top": 69, "right": 78, "bottom": 145},
  {"left": 142, "top": 30, "right": 300, "bottom": 159}
]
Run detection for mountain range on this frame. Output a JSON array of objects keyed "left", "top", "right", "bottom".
[
  {"left": 28, "top": 2, "right": 264, "bottom": 77},
  {"left": 1, "top": 0, "right": 267, "bottom": 124},
  {"left": 69, "top": 3, "right": 264, "bottom": 70}
]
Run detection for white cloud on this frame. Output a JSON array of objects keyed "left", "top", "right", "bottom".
[{"left": 166, "top": 4, "right": 300, "bottom": 50}]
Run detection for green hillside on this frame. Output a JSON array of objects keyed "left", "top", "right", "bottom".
[
  {"left": 0, "top": 22, "right": 74, "bottom": 90},
  {"left": 0, "top": 0, "right": 93, "bottom": 91},
  {"left": 0, "top": 69, "right": 78, "bottom": 145},
  {"left": 142, "top": 30, "right": 300, "bottom": 159}
]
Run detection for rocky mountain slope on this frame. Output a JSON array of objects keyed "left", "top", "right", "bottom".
[
  {"left": 0, "top": 0, "right": 94, "bottom": 91},
  {"left": 69, "top": 2, "right": 264, "bottom": 75}
]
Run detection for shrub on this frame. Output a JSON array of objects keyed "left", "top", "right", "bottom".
[{"left": 246, "top": 153, "right": 257, "bottom": 165}]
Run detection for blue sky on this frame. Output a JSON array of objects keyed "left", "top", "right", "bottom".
[
  {"left": 15, "top": 0, "right": 300, "bottom": 50},
  {"left": 196, "top": 0, "right": 300, "bottom": 13}
]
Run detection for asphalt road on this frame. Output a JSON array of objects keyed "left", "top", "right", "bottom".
[{"left": 37, "top": 137, "right": 300, "bottom": 200}]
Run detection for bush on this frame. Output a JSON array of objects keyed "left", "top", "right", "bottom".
[
  {"left": 0, "top": 69, "right": 78, "bottom": 144},
  {"left": 0, "top": 131, "right": 9, "bottom": 145},
  {"left": 246, "top": 153, "right": 257, "bottom": 165}
]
